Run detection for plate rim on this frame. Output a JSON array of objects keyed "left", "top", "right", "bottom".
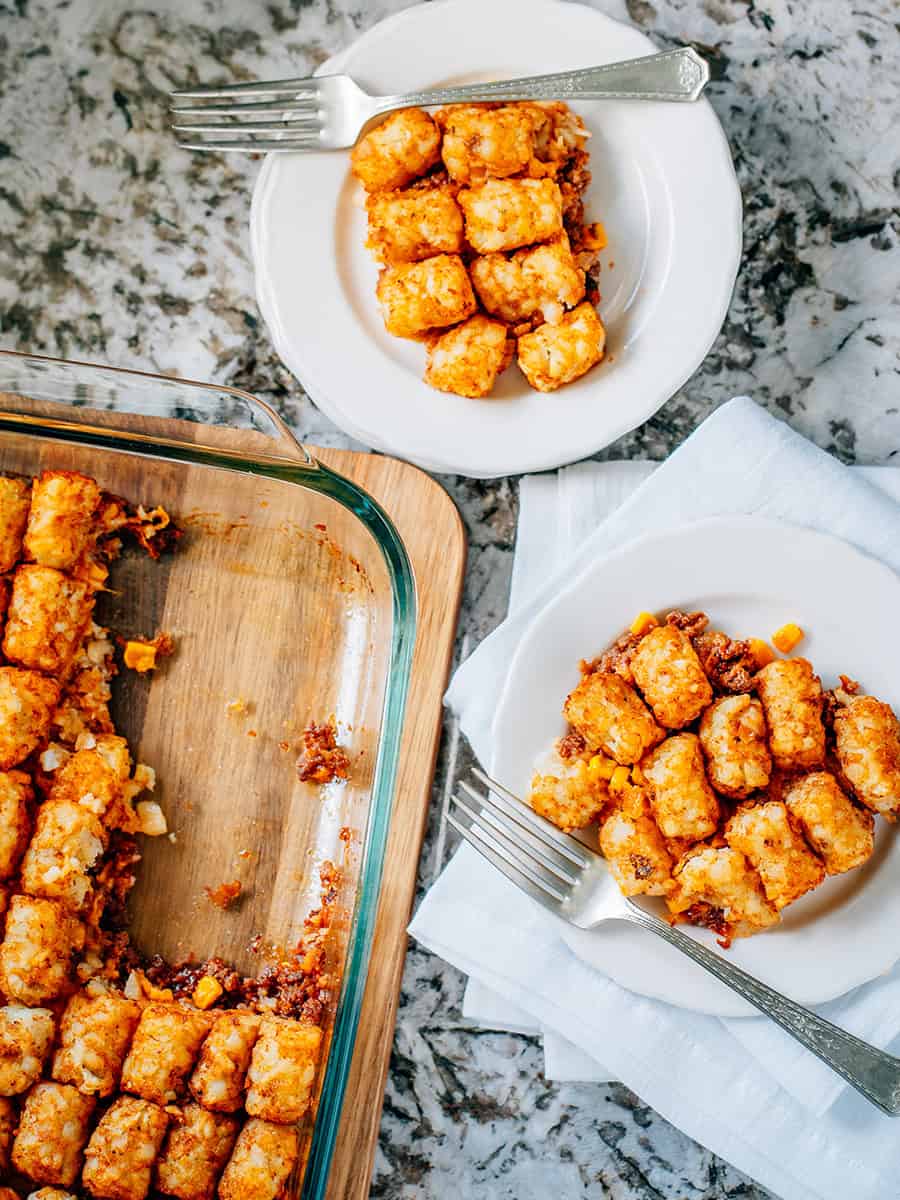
[{"left": 250, "top": 0, "right": 744, "bottom": 479}]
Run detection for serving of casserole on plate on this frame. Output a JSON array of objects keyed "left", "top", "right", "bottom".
[{"left": 0, "top": 354, "right": 418, "bottom": 1200}]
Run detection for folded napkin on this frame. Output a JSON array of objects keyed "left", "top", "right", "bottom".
[{"left": 410, "top": 398, "right": 900, "bottom": 1200}]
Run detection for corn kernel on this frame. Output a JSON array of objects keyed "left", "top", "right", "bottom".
[
  {"left": 192, "top": 975, "right": 223, "bottom": 1009},
  {"left": 609, "top": 765, "right": 630, "bottom": 792},
  {"left": 748, "top": 637, "right": 776, "bottom": 668},
  {"left": 629, "top": 611, "right": 658, "bottom": 636},
  {"left": 587, "top": 754, "right": 616, "bottom": 781},
  {"left": 771, "top": 623, "right": 804, "bottom": 654},
  {"left": 124, "top": 640, "right": 157, "bottom": 672}
]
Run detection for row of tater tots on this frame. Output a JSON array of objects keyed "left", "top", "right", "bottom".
[
  {"left": 350, "top": 104, "right": 607, "bottom": 397},
  {"left": 531, "top": 618, "right": 900, "bottom": 940},
  {"left": 0, "top": 472, "right": 324, "bottom": 1200}
]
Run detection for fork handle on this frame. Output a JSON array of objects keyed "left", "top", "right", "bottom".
[
  {"left": 625, "top": 902, "right": 900, "bottom": 1115},
  {"left": 378, "top": 47, "right": 709, "bottom": 110}
]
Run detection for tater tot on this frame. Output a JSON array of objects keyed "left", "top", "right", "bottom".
[
  {"left": 699, "top": 695, "right": 772, "bottom": 799},
  {"left": 121, "top": 1003, "right": 211, "bottom": 1105},
  {"left": 459, "top": 177, "right": 563, "bottom": 253},
  {"left": 0, "top": 668, "right": 60, "bottom": 770},
  {"left": 217, "top": 1118, "right": 299, "bottom": 1200},
  {"left": 24, "top": 470, "right": 100, "bottom": 570},
  {"left": 12, "top": 1081, "right": 95, "bottom": 1187},
  {"left": 726, "top": 800, "right": 825, "bottom": 909},
  {"left": 755, "top": 658, "right": 826, "bottom": 772},
  {"left": 516, "top": 302, "right": 606, "bottom": 392},
  {"left": 668, "top": 846, "right": 779, "bottom": 938},
  {"left": 190, "top": 1010, "right": 260, "bottom": 1114},
  {"left": 0, "top": 1096, "right": 13, "bottom": 1172},
  {"left": 350, "top": 108, "right": 441, "bottom": 192},
  {"left": 630, "top": 626, "right": 714, "bottom": 729},
  {"left": 0, "top": 894, "right": 85, "bottom": 1005},
  {"left": 26, "top": 1191, "right": 79, "bottom": 1200},
  {"left": 365, "top": 184, "right": 464, "bottom": 264},
  {"left": 245, "top": 1016, "right": 323, "bottom": 1124},
  {"left": 376, "top": 254, "right": 476, "bottom": 338},
  {"left": 0, "top": 1189, "right": 18, "bottom": 1200},
  {"left": 0, "top": 770, "right": 33, "bottom": 878},
  {"left": 52, "top": 990, "right": 141, "bottom": 1096},
  {"left": 3, "top": 566, "right": 94, "bottom": 677},
  {"left": 0, "top": 476, "right": 31, "bottom": 574},
  {"left": 783, "top": 771, "right": 874, "bottom": 875},
  {"left": 469, "top": 232, "right": 586, "bottom": 326},
  {"left": 20, "top": 799, "right": 107, "bottom": 912},
  {"left": 564, "top": 671, "right": 664, "bottom": 765},
  {"left": 155, "top": 1103, "right": 239, "bottom": 1200},
  {"left": 528, "top": 745, "right": 606, "bottom": 832},
  {"left": 598, "top": 784, "right": 673, "bottom": 896},
  {"left": 834, "top": 695, "right": 900, "bottom": 820},
  {"left": 424, "top": 314, "right": 513, "bottom": 399},
  {"left": 436, "top": 103, "right": 541, "bottom": 183},
  {"left": 0, "top": 1004, "right": 56, "bottom": 1095},
  {"left": 47, "top": 734, "right": 131, "bottom": 818},
  {"left": 82, "top": 1095, "right": 169, "bottom": 1200},
  {"left": 642, "top": 733, "right": 719, "bottom": 842}
]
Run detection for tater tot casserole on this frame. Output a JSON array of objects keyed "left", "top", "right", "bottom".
[
  {"left": 0, "top": 471, "right": 334, "bottom": 1200},
  {"left": 529, "top": 611, "right": 898, "bottom": 946},
  {"left": 350, "top": 102, "right": 608, "bottom": 398}
]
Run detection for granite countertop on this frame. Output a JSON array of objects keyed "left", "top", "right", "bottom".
[{"left": 1, "top": 0, "right": 898, "bottom": 1195}]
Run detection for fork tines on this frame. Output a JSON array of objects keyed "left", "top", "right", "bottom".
[
  {"left": 448, "top": 768, "right": 590, "bottom": 914},
  {"left": 169, "top": 77, "right": 323, "bottom": 152}
]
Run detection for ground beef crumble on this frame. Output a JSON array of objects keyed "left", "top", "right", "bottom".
[{"left": 297, "top": 720, "right": 350, "bottom": 784}]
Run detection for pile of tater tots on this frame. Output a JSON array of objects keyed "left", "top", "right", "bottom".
[
  {"left": 350, "top": 102, "right": 608, "bottom": 397},
  {"left": 530, "top": 611, "right": 900, "bottom": 944},
  {"left": 0, "top": 471, "right": 323, "bottom": 1200}
]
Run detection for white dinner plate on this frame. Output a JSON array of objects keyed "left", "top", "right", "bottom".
[
  {"left": 251, "top": 0, "right": 742, "bottom": 478},
  {"left": 491, "top": 517, "right": 900, "bottom": 1017}
]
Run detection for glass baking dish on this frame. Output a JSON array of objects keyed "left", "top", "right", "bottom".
[{"left": 0, "top": 349, "right": 416, "bottom": 1199}]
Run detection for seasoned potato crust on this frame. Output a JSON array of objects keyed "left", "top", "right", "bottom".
[
  {"left": 0, "top": 894, "right": 85, "bottom": 1005},
  {"left": 217, "top": 1118, "right": 299, "bottom": 1200},
  {"left": 834, "top": 695, "right": 900, "bottom": 820},
  {"left": 82, "top": 1095, "right": 169, "bottom": 1200},
  {"left": 20, "top": 799, "right": 107, "bottom": 911},
  {"left": 669, "top": 846, "right": 779, "bottom": 938},
  {"left": 630, "top": 626, "right": 713, "bottom": 729},
  {"left": 459, "top": 177, "right": 563, "bottom": 253},
  {"left": 24, "top": 470, "right": 100, "bottom": 570},
  {"left": 46, "top": 735, "right": 131, "bottom": 818},
  {"left": 376, "top": 254, "right": 476, "bottom": 338},
  {"left": 0, "top": 476, "right": 31, "bottom": 573},
  {"left": 0, "top": 770, "right": 33, "bottom": 878},
  {"left": 0, "top": 1004, "right": 55, "bottom": 1095},
  {"left": 245, "top": 1016, "right": 323, "bottom": 1124},
  {"left": 564, "top": 671, "right": 664, "bottom": 765},
  {"left": 469, "top": 232, "right": 585, "bottom": 326},
  {"left": 528, "top": 746, "right": 606, "bottom": 832},
  {"left": 155, "top": 1103, "right": 239, "bottom": 1200},
  {"left": 699, "top": 695, "right": 772, "bottom": 799},
  {"left": 121, "top": 1003, "right": 211, "bottom": 1106},
  {"left": 755, "top": 658, "right": 826, "bottom": 771},
  {"left": 436, "top": 103, "right": 542, "bottom": 183},
  {"left": 3, "top": 565, "right": 94, "bottom": 677},
  {"left": 365, "top": 184, "right": 464, "bottom": 264},
  {"left": 516, "top": 302, "right": 606, "bottom": 392},
  {"left": 424, "top": 314, "right": 513, "bottom": 399},
  {"left": 350, "top": 108, "right": 441, "bottom": 192},
  {"left": 726, "top": 800, "right": 825, "bottom": 909},
  {"left": 0, "top": 1095, "right": 14, "bottom": 1172},
  {"left": 12, "top": 1081, "right": 95, "bottom": 1187},
  {"left": 783, "top": 771, "right": 874, "bottom": 875},
  {"left": 599, "top": 784, "right": 673, "bottom": 896},
  {"left": 52, "top": 990, "right": 141, "bottom": 1096},
  {"left": 190, "top": 1010, "right": 260, "bottom": 1114},
  {"left": 642, "top": 733, "right": 719, "bottom": 842},
  {"left": 0, "top": 667, "right": 60, "bottom": 770}
]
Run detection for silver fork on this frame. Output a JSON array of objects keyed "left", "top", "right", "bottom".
[
  {"left": 451, "top": 766, "right": 900, "bottom": 1115},
  {"left": 169, "top": 46, "right": 709, "bottom": 153}
]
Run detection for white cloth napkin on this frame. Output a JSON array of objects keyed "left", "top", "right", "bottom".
[{"left": 410, "top": 398, "right": 900, "bottom": 1200}]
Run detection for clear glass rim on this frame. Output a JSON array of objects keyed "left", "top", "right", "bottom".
[{"left": 0, "top": 351, "right": 418, "bottom": 1199}]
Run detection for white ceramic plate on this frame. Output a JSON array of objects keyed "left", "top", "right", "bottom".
[
  {"left": 491, "top": 517, "right": 900, "bottom": 1017},
  {"left": 251, "top": 0, "right": 742, "bottom": 478}
]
